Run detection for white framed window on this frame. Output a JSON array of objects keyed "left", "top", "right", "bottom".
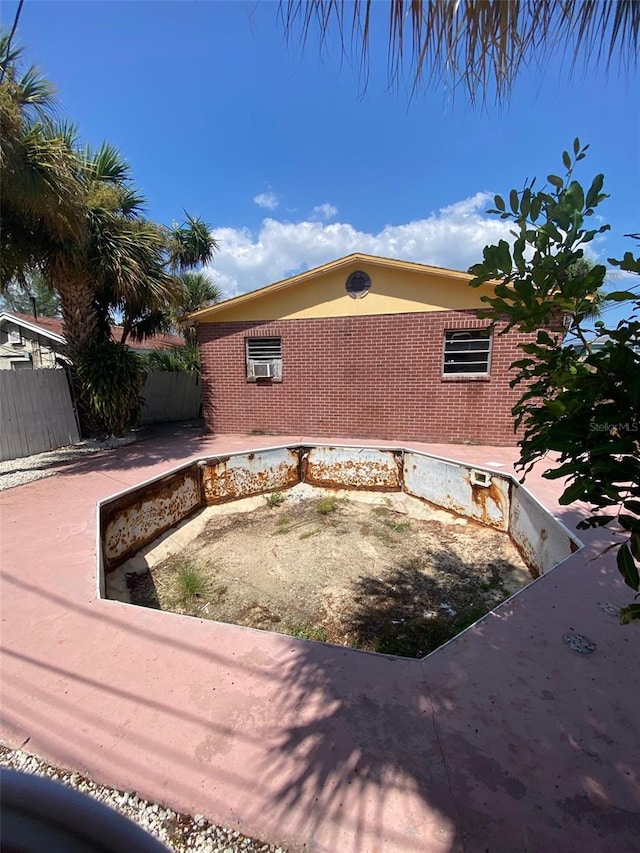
[
  {"left": 7, "top": 327, "right": 22, "bottom": 345},
  {"left": 246, "top": 337, "right": 282, "bottom": 380},
  {"left": 10, "top": 357, "right": 32, "bottom": 370},
  {"left": 443, "top": 329, "right": 492, "bottom": 376}
]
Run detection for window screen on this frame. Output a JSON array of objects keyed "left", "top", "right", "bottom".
[{"left": 443, "top": 329, "right": 491, "bottom": 375}]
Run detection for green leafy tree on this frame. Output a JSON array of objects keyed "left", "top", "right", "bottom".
[
  {"left": 468, "top": 141, "right": 640, "bottom": 623},
  {"left": 282, "top": 1, "right": 640, "bottom": 104},
  {"left": 0, "top": 270, "right": 61, "bottom": 316}
]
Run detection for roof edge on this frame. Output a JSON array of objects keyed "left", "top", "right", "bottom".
[{"left": 0, "top": 312, "right": 66, "bottom": 344}]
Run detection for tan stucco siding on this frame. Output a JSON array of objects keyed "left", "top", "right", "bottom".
[{"left": 199, "top": 262, "right": 494, "bottom": 323}]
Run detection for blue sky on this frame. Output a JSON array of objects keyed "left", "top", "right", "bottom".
[{"left": 4, "top": 1, "right": 639, "bottom": 318}]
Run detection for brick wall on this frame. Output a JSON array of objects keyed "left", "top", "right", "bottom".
[{"left": 198, "top": 311, "right": 531, "bottom": 445}]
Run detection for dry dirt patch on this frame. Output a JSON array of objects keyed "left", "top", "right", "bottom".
[{"left": 123, "top": 489, "right": 532, "bottom": 658}]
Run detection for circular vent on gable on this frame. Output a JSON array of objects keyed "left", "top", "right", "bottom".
[{"left": 345, "top": 270, "right": 371, "bottom": 299}]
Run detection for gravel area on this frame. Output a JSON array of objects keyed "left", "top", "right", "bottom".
[
  {"left": 0, "top": 435, "right": 138, "bottom": 491},
  {"left": 0, "top": 745, "right": 288, "bottom": 853}
]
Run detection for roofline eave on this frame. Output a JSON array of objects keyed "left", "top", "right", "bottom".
[{"left": 187, "top": 253, "right": 490, "bottom": 323}]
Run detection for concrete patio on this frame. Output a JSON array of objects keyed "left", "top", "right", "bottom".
[{"left": 1, "top": 430, "right": 638, "bottom": 852}]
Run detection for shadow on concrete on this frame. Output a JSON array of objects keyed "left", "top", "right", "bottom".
[
  {"left": 248, "top": 641, "right": 462, "bottom": 852},
  {"left": 0, "top": 570, "right": 462, "bottom": 851},
  {"left": 251, "top": 502, "right": 640, "bottom": 851},
  {"left": 255, "top": 600, "right": 639, "bottom": 852},
  {"left": 51, "top": 421, "right": 208, "bottom": 478},
  {"left": 2, "top": 494, "right": 639, "bottom": 852},
  {"left": 0, "top": 421, "right": 208, "bottom": 483}
]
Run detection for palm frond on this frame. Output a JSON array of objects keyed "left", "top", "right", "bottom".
[
  {"left": 89, "top": 213, "right": 178, "bottom": 309},
  {"left": 118, "top": 184, "right": 147, "bottom": 218},
  {"left": 0, "top": 33, "right": 23, "bottom": 75},
  {"left": 1, "top": 120, "right": 87, "bottom": 257},
  {"left": 144, "top": 342, "right": 201, "bottom": 373},
  {"left": 85, "top": 141, "right": 132, "bottom": 184},
  {"left": 17, "top": 64, "right": 57, "bottom": 115},
  {"left": 45, "top": 117, "right": 80, "bottom": 148},
  {"left": 177, "top": 270, "right": 224, "bottom": 314},
  {"left": 166, "top": 213, "right": 219, "bottom": 272},
  {"left": 127, "top": 309, "right": 172, "bottom": 343},
  {"left": 281, "top": 0, "right": 640, "bottom": 104}
]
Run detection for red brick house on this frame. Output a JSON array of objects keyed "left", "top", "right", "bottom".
[{"left": 192, "top": 253, "right": 528, "bottom": 445}]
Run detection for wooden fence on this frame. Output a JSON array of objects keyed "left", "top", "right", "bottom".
[
  {"left": 139, "top": 371, "right": 201, "bottom": 425},
  {"left": 0, "top": 368, "right": 80, "bottom": 461},
  {"left": 0, "top": 370, "right": 201, "bottom": 461}
]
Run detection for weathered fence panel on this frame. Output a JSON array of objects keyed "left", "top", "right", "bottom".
[
  {"left": 139, "top": 372, "right": 201, "bottom": 425},
  {"left": 0, "top": 369, "right": 80, "bottom": 461},
  {"left": 0, "top": 370, "right": 201, "bottom": 462}
]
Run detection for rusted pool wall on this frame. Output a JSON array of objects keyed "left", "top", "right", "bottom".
[
  {"left": 100, "top": 463, "right": 201, "bottom": 573},
  {"left": 403, "top": 452, "right": 510, "bottom": 530},
  {"left": 509, "top": 484, "right": 577, "bottom": 576},
  {"left": 302, "top": 446, "right": 403, "bottom": 491},
  {"left": 201, "top": 447, "right": 299, "bottom": 504},
  {"left": 97, "top": 444, "right": 581, "bottom": 597}
]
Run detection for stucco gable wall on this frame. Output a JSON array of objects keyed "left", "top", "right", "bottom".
[{"left": 197, "top": 260, "right": 495, "bottom": 324}]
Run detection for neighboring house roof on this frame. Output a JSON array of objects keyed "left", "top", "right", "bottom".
[
  {"left": 0, "top": 313, "right": 184, "bottom": 351},
  {"left": 0, "top": 312, "right": 66, "bottom": 345},
  {"left": 115, "top": 330, "right": 184, "bottom": 352},
  {"left": 188, "top": 252, "right": 496, "bottom": 324}
]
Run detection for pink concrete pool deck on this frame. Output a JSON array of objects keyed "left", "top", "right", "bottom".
[{"left": 1, "top": 431, "right": 638, "bottom": 853}]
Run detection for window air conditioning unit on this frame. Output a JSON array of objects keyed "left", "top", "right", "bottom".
[{"left": 253, "top": 361, "right": 272, "bottom": 379}]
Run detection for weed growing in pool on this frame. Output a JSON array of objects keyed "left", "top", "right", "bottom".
[
  {"left": 374, "top": 603, "right": 489, "bottom": 657},
  {"left": 316, "top": 495, "right": 346, "bottom": 515},
  {"left": 299, "top": 528, "right": 322, "bottom": 540},
  {"left": 273, "top": 514, "right": 312, "bottom": 536},
  {"left": 265, "top": 491, "right": 285, "bottom": 508},
  {"left": 289, "top": 623, "right": 327, "bottom": 642},
  {"left": 383, "top": 518, "right": 411, "bottom": 533},
  {"left": 174, "top": 561, "right": 209, "bottom": 604}
]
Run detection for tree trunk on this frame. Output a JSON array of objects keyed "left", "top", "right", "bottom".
[
  {"left": 58, "top": 277, "right": 98, "bottom": 361},
  {"left": 57, "top": 276, "right": 99, "bottom": 436}
]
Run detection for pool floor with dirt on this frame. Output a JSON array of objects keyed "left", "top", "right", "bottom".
[{"left": 111, "top": 485, "right": 532, "bottom": 658}]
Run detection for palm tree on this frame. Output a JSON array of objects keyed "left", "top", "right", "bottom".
[
  {"left": 112, "top": 225, "right": 219, "bottom": 346},
  {"left": 166, "top": 213, "right": 218, "bottom": 274},
  {"left": 172, "top": 270, "right": 224, "bottom": 361},
  {"left": 0, "top": 33, "right": 86, "bottom": 288},
  {"left": 1, "top": 34, "right": 219, "bottom": 432},
  {"left": 281, "top": 1, "right": 640, "bottom": 103},
  {"left": 33, "top": 141, "right": 175, "bottom": 364},
  {"left": 173, "top": 270, "right": 224, "bottom": 321}
]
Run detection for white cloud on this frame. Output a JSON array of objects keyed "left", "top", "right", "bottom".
[
  {"left": 208, "top": 192, "right": 514, "bottom": 297},
  {"left": 253, "top": 191, "right": 279, "bottom": 211},
  {"left": 312, "top": 203, "right": 338, "bottom": 220}
]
